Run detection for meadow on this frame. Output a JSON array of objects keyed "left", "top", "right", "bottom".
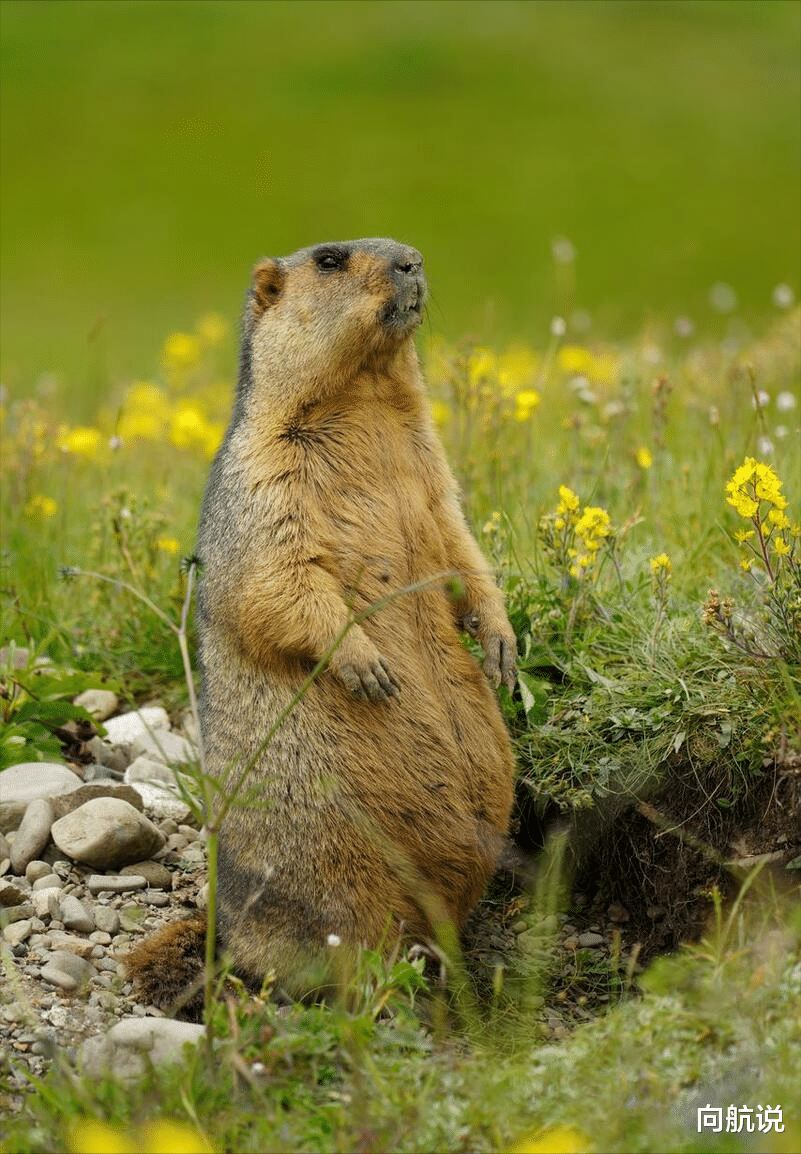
[{"left": 2, "top": 1, "right": 801, "bottom": 1150}]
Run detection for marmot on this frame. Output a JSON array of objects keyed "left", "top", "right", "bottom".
[{"left": 126, "top": 237, "right": 517, "bottom": 1007}]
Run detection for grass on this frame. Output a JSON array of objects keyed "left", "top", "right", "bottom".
[
  {"left": 1, "top": 297, "right": 799, "bottom": 1151},
  {"left": 1, "top": 0, "right": 799, "bottom": 388}
]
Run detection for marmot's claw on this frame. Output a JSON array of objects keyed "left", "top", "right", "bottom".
[
  {"left": 482, "top": 635, "right": 517, "bottom": 693},
  {"left": 340, "top": 658, "right": 399, "bottom": 703}
]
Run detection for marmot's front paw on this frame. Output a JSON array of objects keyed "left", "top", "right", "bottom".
[
  {"left": 481, "top": 632, "right": 517, "bottom": 693},
  {"left": 330, "top": 630, "right": 399, "bottom": 702}
]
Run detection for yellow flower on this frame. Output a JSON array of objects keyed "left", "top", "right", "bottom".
[
  {"left": 66, "top": 1119, "right": 214, "bottom": 1154},
  {"left": 740, "top": 559, "right": 754, "bottom": 571},
  {"left": 635, "top": 446, "right": 653, "bottom": 470},
  {"left": 511, "top": 1125, "right": 593, "bottom": 1153},
  {"left": 59, "top": 425, "right": 103, "bottom": 459},
  {"left": 767, "top": 509, "right": 790, "bottom": 529},
  {"left": 734, "top": 529, "right": 755, "bottom": 544},
  {"left": 514, "top": 389, "right": 541, "bottom": 421},
  {"left": 430, "top": 400, "right": 451, "bottom": 427},
  {"left": 156, "top": 536, "right": 180, "bottom": 555},
  {"left": 557, "top": 485, "right": 580, "bottom": 514},
  {"left": 169, "top": 403, "right": 223, "bottom": 457},
  {"left": 726, "top": 457, "right": 787, "bottom": 520},
  {"left": 467, "top": 348, "right": 496, "bottom": 386},
  {"left": 575, "top": 506, "right": 611, "bottom": 549},
  {"left": 774, "top": 538, "right": 791, "bottom": 557},
  {"left": 557, "top": 345, "right": 615, "bottom": 384},
  {"left": 195, "top": 312, "right": 229, "bottom": 346},
  {"left": 24, "top": 494, "right": 57, "bottom": 519},
  {"left": 118, "top": 382, "right": 170, "bottom": 441},
  {"left": 163, "top": 332, "right": 201, "bottom": 370},
  {"left": 650, "top": 553, "right": 672, "bottom": 575}
]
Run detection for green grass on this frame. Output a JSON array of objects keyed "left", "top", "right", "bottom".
[{"left": 1, "top": 0, "right": 799, "bottom": 392}]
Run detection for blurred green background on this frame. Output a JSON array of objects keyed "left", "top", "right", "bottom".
[{"left": 1, "top": 0, "right": 799, "bottom": 398}]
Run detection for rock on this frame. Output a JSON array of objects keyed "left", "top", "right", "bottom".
[
  {"left": 25, "top": 860, "right": 53, "bottom": 883},
  {"left": 72, "top": 689, "right": 119, "bottom": 722},
  {"left": 129, "top": 730, "right": 196, "bottom": 767},
  {"left": 59, "top": 894, "right": 95, "bottom": 933},
  {"left": 31, "top": 874, "right": 62, "bottom": 891},
  {"left": 31, "top": 887, "right": 61, "bottom": 919},
  {"left": 47, "top": 931, "right": 96, "bottom": 958},
  {"left": 124, "top": 756, "right": 175, "bottom": 785},
  {"left": 124, "top": 758, "right": 193, "bottom": 821},
  {"left": 51, "top": 784, "right": 144, "bottom": 820},
  {"left": 41, "top": 949, "right": 94, "bottom": 991},
  {"left": 102, "top": 707, "right": 170, "bottom": 746},
  {"left": 84, "top": 737, "right": 129, "bottom": 775},
  {"left": 51, "top": 799, "right": 165, "bottom": 871},
  {"left": 86, "top": 874, "right": 147, "bottom": 894},
  {"left": 0, "top": 763, "right": 83, "bottom": 833},
  {"left": 92, "top": 906, "right": 120, "bottom": 935},
  {"left": 0, "top": 879, "right": 30, "bottom": 906},
  {"left": 79, "top": 1017, "right": 205, "bottom": 1083},
  {"left": 578, "top": 932, "right": 605, "bottom": 948},
  {"left": 120, "top": 861, "right": 173, "bottom": 890},
  {"left": 0, "top": 832, "right": 9, "bottom": 859},
  {"left": 2, "top": 918, "right": 32, "bottom": 946},
  {"left": 0, "top": 901, "right": 34, "bottom": 924}
]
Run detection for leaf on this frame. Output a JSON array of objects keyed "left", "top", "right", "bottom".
[
  {"left": 13, "top": 700, "right": 95, "bottom": 728},
  {"left": 517, "top": 671, "right": 550, "bottom": 722},
  {"left": 673, "top": 730, "right": 686, "bottom": 754}
]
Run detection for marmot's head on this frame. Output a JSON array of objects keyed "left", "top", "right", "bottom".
[{"left": 244, "top": 238, "right": 427, "bottom": 388}]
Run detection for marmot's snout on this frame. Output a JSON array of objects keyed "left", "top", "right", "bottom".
[{"left": 384, "top": 243, "right": 426, "bottom": 329}]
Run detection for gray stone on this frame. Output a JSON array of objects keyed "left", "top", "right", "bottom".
[
  {"left": 102, "top": 707, "right": 170, "bottom": 746},
  {"left": 86, "top": 874, "right": 147, "bottom": 894},
  {"left": 24, "top": 860, "right": 53, "bottom": 883},
  {"left": 39, "top": 964, "right": 77, "bottom": 992},
  {"left": 79, "top": 1016, "right": 205, "bottom": 1083},
  {"left": 2, "top": 918, "right": 32, "bottom": 946},
  {"left": 32, "top": 873, "right": 61, "bottom": 891},
  {"left": 0, "top": 832, "right": 9, "bottom": 859},
  {"left": 72, "top": 689, "right": 119, "bottom": 722},
  {"left": 578, "top": 932, "right": 605, "bottom": 948},
  {"left": 48, "top": 948, "right": 95, "bottom": 985},
  {"left": 0, "top": 763, "right": 83, "bottom": 833},
  {"left": 47, "top": 931, "right": 96, "bottom": 958},
  {"left": 51, "top": 783, "right": 144, "bottom": 820},
  {"left": 59, "top": 894, "right": 95, "bottom": 933},
  {"left": 84, "top": 738, "right": 129, "bottom": 774},
  {"left": 124, "top": 756, "right": 175, "bottom": 785},
  {"left": 92, "top": 906, "right": 120, "bottom": 935},
  {"left": 120, "top": 860, "right": 172, "bottom": 890},
  {"left": 0, "top": 901, "right": 34, "bottom": 923},
  {"left": 51, "top": 799, "right": 165, "bottom": 870}
]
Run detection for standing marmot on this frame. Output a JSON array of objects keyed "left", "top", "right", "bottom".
[{"left": 126, "top": 238, "right": 517, "bottom": 1006}]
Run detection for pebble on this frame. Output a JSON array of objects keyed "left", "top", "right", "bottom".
[
  {"left": 92, "top": 906, "right": 121, "bottom": 934},
  {"left": 86, "top": 874, "right": 147, "bottom": 894},
  {"left": 59, "top": 894, "right": 95, "bottom": 933},
  {"left": 79, "top": 1017, "right": 206, "bottom": 1083},
  {"left": 120, "top": 860, "right": 173, "bottom": 889},
  {"left": 31, "top": 888, "right": 62, "bottom": 919},
  {"left": 102, "top": 707, "right": 170, "bottom": 746},
  {"left": 129, "top": 729, "right": 195, "bottom": 767},
  {"left": 10, "top": 798, "right": 54, "bottom": 874},
  {"left": 0, "top": 879, "right": 30, "bottom": 905},
  {"left": 72, "top": 689, "right": 119, "bottom": 722},
  {"left": 32, "top": 873, "right": 62, "bottom": 891},
  {"left": 25, "top": 860, "right": 54, "bottom": 883},
  {"left": 578, "top": 932, "right": 605, "bottom": 948},
  {"left": 2, "top": 918, "right": 33, "bottom": 946},
  {"left": 51, "top": 799, "right": 165, "bottom": 871}
]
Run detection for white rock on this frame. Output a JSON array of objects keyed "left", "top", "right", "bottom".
[
  {"left": 102, "top": 707, "right": 170, "bottom": 746},
  {"left": 51, "top": 798, "right": 166, "bottom": 871},
  {"left": 129, "top": 729, "right": 196, "bottom": 766},
  {"left": 124, "top": 756, "right": 175, "bottom": 785},
  {"left": 93, "top": 905, "right": 120, "bottom": 934},
  {"left": 73, "top": 689, "right": 119, "bottom": 722},
  {"left": 25, "top": 860, "right": 53, "bottom": 883},
  {"left": 130, "top": 783, "right": 192, "bottom": 823},
  {"left": 10, "top": 798, "right": 54, "bottom": 874},
  {"left": 47, "top": 931, "right": 96, "bottom": 958},
  {"left": 0, "top": 763, "right": 82, "bottom": 831},
  {"left": 79, "top": 1017, "right": 206, "bottom": 1082},
  {"left": 31, "top": 887, "right": 62, "bottom": 919}
]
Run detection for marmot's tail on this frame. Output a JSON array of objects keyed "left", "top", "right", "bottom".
[{"left": 122, "top": 914, "right": 207, "bottom": 1016}]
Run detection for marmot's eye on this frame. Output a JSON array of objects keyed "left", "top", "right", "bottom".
[{"left": 315, "top": 249, "right": 347, "bottom": 272}]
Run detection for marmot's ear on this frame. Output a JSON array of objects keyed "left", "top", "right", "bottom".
[{"left": 251, "top": 259, "right": 286, "bottom": 316}]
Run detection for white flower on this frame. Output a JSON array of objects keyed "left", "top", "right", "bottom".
[
  {"left": 550, "top": 316, "right": 567, "bottom": 337},
  {"left": 709, "top": 282, "right": 738, "bottom": 312},
  {"left": 751, "top": 391, "right": 770, "bottom": 410},
  {"left": 756, "top": 435, "right": 775, "bottom": 456},
  {"left": 327, "top": 933, "right": 341, "bottom": 947},
  {"left": 772, "top": 283, "right": 794, "bottom": 309},
  {"left": 776, "top": 391, "right": 797, "bottom": 412},
  {"left": 551, "top": 236, "right": 576, "bottom": 265},
  {"left": 674, "top": 315, "right": 694, "bottom": 338}
]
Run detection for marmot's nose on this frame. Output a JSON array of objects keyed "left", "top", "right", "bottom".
[{"left": 393, "top": 246, "right": 423, "bottom": 276}]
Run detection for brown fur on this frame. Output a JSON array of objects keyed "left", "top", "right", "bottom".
[{"left": 126, "top": 238, "right": 517, "bottom": 1008}]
